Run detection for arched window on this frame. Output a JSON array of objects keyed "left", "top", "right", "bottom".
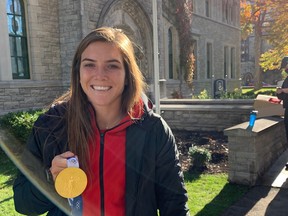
[
  {"left": 6, "top": 0, "right": 30, "bottom": 79},
  {"left": 168, "top": 28, "right": 173, "bottom": 79}
]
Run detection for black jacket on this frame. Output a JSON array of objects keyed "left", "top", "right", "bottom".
[
  {"left": 13, "top": 101, "right": 190, "bottom": 216},
  {"left": 277, "top": 76, "right": 288, "bottom": 108}
]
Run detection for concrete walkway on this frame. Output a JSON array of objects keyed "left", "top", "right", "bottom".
[{"left": 221, "top": 149, "right": 288, "bottom": 216}]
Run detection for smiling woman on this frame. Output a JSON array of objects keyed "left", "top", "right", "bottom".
[
  {"left": 12, "top": 27, "right": 190, "bottom": 216},
  {"left": 79, "top": 41, "right": 127, "bottom": 130}
]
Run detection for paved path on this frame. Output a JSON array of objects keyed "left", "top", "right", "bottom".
[{"left": 221, "top": 149, "right": 288, "bottom": 216}]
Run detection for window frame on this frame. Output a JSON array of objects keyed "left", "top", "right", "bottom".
[
  {"left": 224, "top": 46, "right": 229, "bottom": 79},
  {"left": 6, "top": 0, "right": 30, "bottom": 79},
  {"left": 206, "top": 42, "right": 213, "bottom": 79},
  {"left": 205, "top": 0, "right": 211, "bottom": 18},
  {"left": 230, "top": 47, "right": 236, "bottom": 79},
  {"left": 168, "top": 28, "right": 173, "bottom": 79}
]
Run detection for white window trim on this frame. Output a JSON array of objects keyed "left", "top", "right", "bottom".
[{"left": 0, "top": 0, "right": 12, "bottom": 80}]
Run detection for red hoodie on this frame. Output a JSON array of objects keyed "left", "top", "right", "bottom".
[{"left": 82, "top": 102, "right": 144, "bottom": 216}]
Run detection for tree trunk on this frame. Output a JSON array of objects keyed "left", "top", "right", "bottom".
[{"left": 253, "top": 24, "right": 263, "bottom": 90}]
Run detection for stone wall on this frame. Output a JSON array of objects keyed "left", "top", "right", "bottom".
[
  {"left": 27, "top": 0, "right": 62, "bottom": 81},
  {"left": 0, "top": 81, "right": 64, "bottom": 116},
  {"left": 224, "top": 117, "right": 287, "bottom": 186},
  {"left": 160, "top": 99, "right": 254, "bottom": 131}
]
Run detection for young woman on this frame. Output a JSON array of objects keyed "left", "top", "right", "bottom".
[{"left": 13, "top": 27, "right": 190, "bottom": 216}]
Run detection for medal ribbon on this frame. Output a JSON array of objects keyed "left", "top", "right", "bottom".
[
  {"left": 67, "top": 157, "right": 80, "bottom": 168},
  {"left": 66, "top": 157, "right": 83, "bottom": 216}
]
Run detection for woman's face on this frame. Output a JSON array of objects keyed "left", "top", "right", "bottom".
[{"left": 80, "top": 41, "right": 126, "bottom": 111}]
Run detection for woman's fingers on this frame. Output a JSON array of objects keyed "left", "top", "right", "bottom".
[
  {"left": 50, "top": 151, "right": 76, "bottom": 181},
  {"left": 60, "top": 151, "right": 75, "bottom": 159}
]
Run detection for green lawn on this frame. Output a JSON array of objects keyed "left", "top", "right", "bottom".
[
  {"left": 241, "top": 86, "right": 277, "bottom": 94},
  {"left": 0, "top": 149, "right": 22, "bottom": 216},
  {"left": 185, "top": 172, "right": 249, "bottom": 215}
]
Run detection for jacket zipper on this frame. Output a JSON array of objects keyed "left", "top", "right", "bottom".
[
  {"left": 98, "top": 120, "right": 136, "bottom": 216},
  {"left": 100, "top": 132, "right": 105, "bottom": 216}
]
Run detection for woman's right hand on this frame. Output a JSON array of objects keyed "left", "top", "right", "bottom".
[
  {"left": 49, "top": 151, "right": 76, "bottom": 182},
  {"left": 276, "top": 87, "right": 283, "bottom": 94}
]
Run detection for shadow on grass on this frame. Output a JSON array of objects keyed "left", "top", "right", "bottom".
[
  {"left": 0, "top": 149, "right": 18, "bottom": 188},
  {"left": 184, "top": 169, "right": 251, "bottom": 216},
  {"left": 0, "top": 177, "right": 15, "bottom": 190},
  {"left": 184, "top": 170, "right": 202, "bottom": 182},
  {"left": 194, "top": 183, "right": 250, "bottom": 216},
  {"left": 0, "top": 196, "right": 13, "bottom": 205},
  {"left": 184, "top": 165, "right": 212, "bottom": 182}
]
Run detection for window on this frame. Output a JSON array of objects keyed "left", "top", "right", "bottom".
[
  {"left": 205, "top": 0, "right": 211, "bottom": 17},
  {"left": 231, "top": 3, "right": 235, "bottom": 24},
  {"left": 229, "top": 4, "right": 232, "bottom": 24},
  {"left": 224, "top": 46, "right": 229, "bottom": 78},
  {"left": 6, "top": 0, "right": 30, "bottom": 79},
  {"left": 230, "top": 47, "right": 235, "bottom": 79},
  {"left": 168, "top": 28, "right": 173, "bottom": 79},
  {"left": 222, "top": 1, "right": 226, "bottom": 22},
  {"left": 241, "top": 39, "right": 249, "bottom": 62},
  {"left": 206, "top": 43, "right": 212, "bottom": 79}
]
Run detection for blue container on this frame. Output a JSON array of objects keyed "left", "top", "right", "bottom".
[{"left": 249, "top": 110, "right": 258, "bottom": 127}]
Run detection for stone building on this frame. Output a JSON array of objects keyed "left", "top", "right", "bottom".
[
  {"left": 191, "top": 0, "right": 241, "bottom": 96},
  {"left": 0, "top": 0, "right": 240, "bottom": 115}
]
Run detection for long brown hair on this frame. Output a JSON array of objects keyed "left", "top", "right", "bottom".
[{"left": 54, "top": 27, "right": 146, "bottom": 172}]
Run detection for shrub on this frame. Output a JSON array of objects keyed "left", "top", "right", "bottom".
[
  {"left": 220, "top": 88, "right": 252, "bottom": 99},
  {"left": 192, "top": 89, "right": 211, "bottom": 99},
  {"left": 189, "top": 146, "right": 211, "bottom": 170},
  {"left": 0, "top": 109, "right": 44, "bottom": 143},
  {"left": 192, "top": 88, "right": 277, "bottom": 99}
]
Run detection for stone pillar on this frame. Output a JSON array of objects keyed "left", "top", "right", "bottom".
[{"left": 224, "top": 117, "right": 287, "bottom": 186}]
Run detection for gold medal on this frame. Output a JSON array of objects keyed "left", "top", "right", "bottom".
[{"left": 55, "top": 167, "right": 87, "bottom": 198}]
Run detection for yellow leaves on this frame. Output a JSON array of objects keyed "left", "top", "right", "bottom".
[
  {"left": 241, "top": 0, "right": 288, "bottom": 71},
  {"left": 260, "top": 50, "right": 281, "bottom": 71}
]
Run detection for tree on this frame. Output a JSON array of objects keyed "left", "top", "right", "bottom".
[
  {"left": 260, "top": 0, "right": 288, "bottom": 71},
  {"left": 174, "top": 0, "right": 194, "bottom": 86},
  {"left": 240, "top": 0, "right": 268, "bottom": 90},
  {"left": 241, "top": 0, "right": 288, "bottom": 89},
  {"left": 168, "top": 0, "right": 194, "bottom": 97}
]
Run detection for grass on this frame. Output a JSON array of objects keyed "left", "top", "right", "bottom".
[
  {"left": 185, "top": 172, "right": 249, "bottom": 215},
  {"left": 241, "top": 86, "right": 277, "bottom": 95},
  {"left": 0, "top": 149, "right": 22, "bottom": 216}
]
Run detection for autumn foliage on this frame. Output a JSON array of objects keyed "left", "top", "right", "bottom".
[{"left": 240, "top": 0, "right": 288, "bottom": 88}]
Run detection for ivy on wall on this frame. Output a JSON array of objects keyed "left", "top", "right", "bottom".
[{"left": 169, "top": 0, "right": 195, "bottom": 87}]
